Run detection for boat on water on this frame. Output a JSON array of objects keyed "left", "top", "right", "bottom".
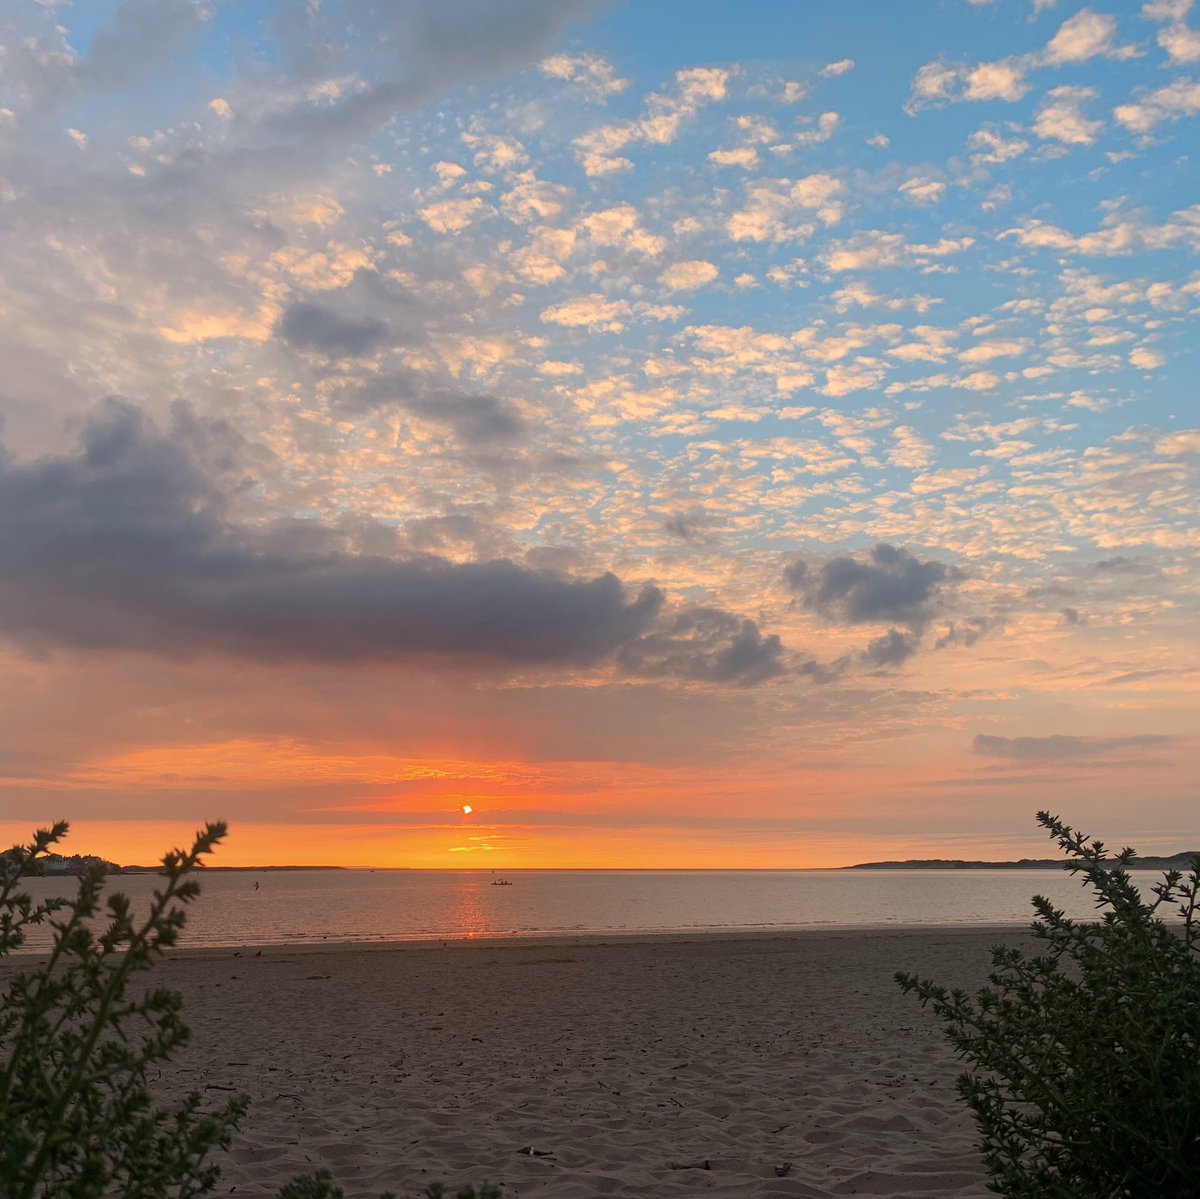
[{"left": 490, "top": 879, "right": 513, "bottom": 886}]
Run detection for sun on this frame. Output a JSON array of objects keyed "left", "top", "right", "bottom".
[{"left": 461, "top": 804, "right": 473, "bottom": 815}]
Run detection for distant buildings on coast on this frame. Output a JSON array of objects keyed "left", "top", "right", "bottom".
[{"left": 37, "top": 853, "right": 122, "bottom": 876}]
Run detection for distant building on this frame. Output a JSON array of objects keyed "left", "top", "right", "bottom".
[{"left": 39, "top": 853, "right": 121, "bottom": 876}]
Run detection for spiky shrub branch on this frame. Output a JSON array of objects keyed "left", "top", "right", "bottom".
[
  {"left": 0, "top": 821, "right": 247, "bottom": 1198},
  {"left": 897, "top": 811, "right": 1200, "bottom": 1199}
]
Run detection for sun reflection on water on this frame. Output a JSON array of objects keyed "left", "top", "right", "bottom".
[{"left": 451, "top": 876, "right": 487, "bottom": 939}]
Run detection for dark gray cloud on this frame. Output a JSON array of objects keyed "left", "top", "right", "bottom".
[
  {"left": 664, "top": 506, "right": 716, "bottom": 543},
  {"left": 0, "top": 401, "right": 782, "bottom": 682},
  {"left": 277, "top": 301, "right": 391, "bottom": 357},
  {"left": 413, "top": 391, "right": 524, "bottom": 444},
  {"left": 275, "top": 274, "right": 526, "bottom": 445},
  {"left": 1025, "top": 582, "right": 1076, "bottom": 603},
  {"left": 330, "top": 371, "right": 526, "bottom": 446},
  {"left": 935, "top": 616, "right": 996, "bottom": 649},
  {"left": 784, "top": 543, "right": 960, "bottom": 633},
  {"left": 619, "top": 608, "right": 786, "bottom": 687},
  {"left": 862, "top": 628, "right": 920, "bottom": 668},
  {"left": 973, "top": 734, "right": 1176, "bottom": 762},
  {"left": 1091, "top": 556, "right": 1141, "bottom": 575},
  {"left": 1060, "top": 606, "right": 1085, "bottom": 626},
  {"left": 0, "top": 400, "right": 658, "bottom": 666}
]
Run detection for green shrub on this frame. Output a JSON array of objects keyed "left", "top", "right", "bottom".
[
  {"left": 0, "top": 823, "right": 498, "bottom": 1199},
  {"left": 897, "top": 811, "right": 1200, "bottom": 1199},
  {"left": 1, "top": 820, "right": 246, "bottom": 1199}
]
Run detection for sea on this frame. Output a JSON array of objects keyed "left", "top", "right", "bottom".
[{"left": 8, "top": 866, "right": 1176, "bottom": 952}]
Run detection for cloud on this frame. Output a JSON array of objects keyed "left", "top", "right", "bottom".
[
  {"left": 1034, "top": 85, "right": 1103, "bottom": 145},
  {"left": 572, "top": 66, "right": 730, "bottom": 175},
  {"left": 820, "top": 58, "right": 856, "bottom": 78},
  {"left": 5, "top": 0, "right": 208, "bottom": 107},
  {"left": 418, "top": 197, "right": 488, "bottom": 234},
  {"left": 965, "top": 59, "right": 1030, "bottom": 102},
  {"left": 1003, "top": 204, "right": 1200, "bottom": 255},
  {"left": 276, "top": 300, "right": 390, "bottom": 357},
  {"left": 659, "top": 260, "right": 719, "bottom": 291},
  {"left": 1157, "top": 428, "right": 1200, "bottom": 455},
  {"left": 726, "top": 174, "right": 844, "bottom": 242},
  {"left": 968, "top": 125, "right": 1030, "bottom": 164},
  {"left": 539, "top": 52, "right": 628, "bottom": 100},
  {"left": 1043, "top": 9, "right": 1135, "bottom": 65},
  {"left": 1157, "top": 16, "right": 1200, "bottom": 64},
  {"left": 18, "top": 0, "right": 597, "bottom": 166},
  {"left": 794, "top": 111, "right": 841, "bottom": 145},
  {"left": 905, "top": 57, "right": 1029, "bottom": 112},
  {"left": 822, "top": 231, "right": 974, "bottom": 272},
  {"left": 0, "top": 400, "right": 645, "bottom": 666},
  {"left": 906, "top": 9, "right": 1134, "bottom": 114},
  {"left": 862, "top": 628, "right": 921, "bottom": 667},
  {"left": 898, "top": 176, "right": 946, "bottom": 205},
  {"left": 1129, "top": 345, "right": 1165, "bottom": 369},
  {"left": 973, "top": 733, "right": 1176, "bottom": 760},
  {"left": 619, "top": 608, "right": 786, "bottom": 686},
  {"left": 935, "top": 617, "right": 996, "bottom": 649},
  {"left": 959, "top": 339, "right": 1027, "bottom": 364},
  {"left": 663, "top": 506, "right": 715, "bottom": 542},
  {"left": 1114, "top": 77, "right": 1200, "bottom": 132},
  {"left": 0, "top": 401, "right": 791, "bottom": 686},
  {"left": 783, "top": 543, "right": 961, "bottom": 633},
  {"left": 333, "top": 372, "right": 526, "bottom": 444},
  {"left": 540, "top": 294, "right": 632, "bottom": 332},
  {"left": 709, "top": 146, "right": 760, "bottom": 168},
  {"left": 578, "top": 204, "right": 664, "bottom": 256}
]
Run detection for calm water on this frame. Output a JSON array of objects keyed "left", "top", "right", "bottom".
[{"left": 9, "top": 867, "right": 1172, "bottom": 952}]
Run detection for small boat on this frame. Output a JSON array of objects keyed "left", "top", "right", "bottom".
[{"left": 490, "top": 879, "right": 513, "bottom": 886}]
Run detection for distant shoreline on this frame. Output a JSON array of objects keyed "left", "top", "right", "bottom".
[
  {"left": 843, "top": 853, "right": 1200, "bottom": 871},
  {"left": 119, "top": 864, "right": 349, "bottom": 873},
  {"left": 36, "top": 855, "right": 1199, "bottom": 876}
]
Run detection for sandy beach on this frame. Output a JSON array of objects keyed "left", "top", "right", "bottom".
[{"left": 125, "top": 928, "right": 1025, "bottom": 1198}]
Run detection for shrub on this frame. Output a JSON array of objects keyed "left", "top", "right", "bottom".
[
  {"left": 1, "top": 823, "right": 498, "bottom": 1199},
  {"left": 897, "top": 810, "right": 1200, "bottom": 1199},
  {"left": 1, "top": 820, "right": 246, "bottom": 1199}
]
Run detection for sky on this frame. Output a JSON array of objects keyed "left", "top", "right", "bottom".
[{"left": 0, "top": 0, "right": 1197, "bottom": 869}]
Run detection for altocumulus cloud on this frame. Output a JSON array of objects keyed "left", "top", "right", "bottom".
[{"left": 0, "top": 400, "right": 780, "bottom": 683}]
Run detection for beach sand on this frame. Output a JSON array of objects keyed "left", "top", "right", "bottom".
[{"left": 127, "top": 928, "right": 1026, "bottom": 1198}]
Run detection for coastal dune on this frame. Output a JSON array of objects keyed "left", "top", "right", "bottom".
[{"left": 149, "top": 928, "right": 1015, "bottom": 1197}]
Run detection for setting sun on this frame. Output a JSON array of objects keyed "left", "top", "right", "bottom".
[{"left": 461, "top": 805, "right": 473, "bottom": 815}]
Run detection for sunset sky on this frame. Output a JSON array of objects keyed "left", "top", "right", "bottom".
[{"left": 0, "top": 0, "right": 1197, "bottom": 868}]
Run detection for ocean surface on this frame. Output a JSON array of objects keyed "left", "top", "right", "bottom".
[{"left": 9, "top": 866, "right": 1176, "bottom": 952}]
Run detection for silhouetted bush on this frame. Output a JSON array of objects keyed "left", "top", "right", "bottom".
[
  {"left": 0, "top": 823, "right": 497, "bottom": 1199},
  {"left": 897, "top": 811, "right": 1200, "bottom": 1198}
]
